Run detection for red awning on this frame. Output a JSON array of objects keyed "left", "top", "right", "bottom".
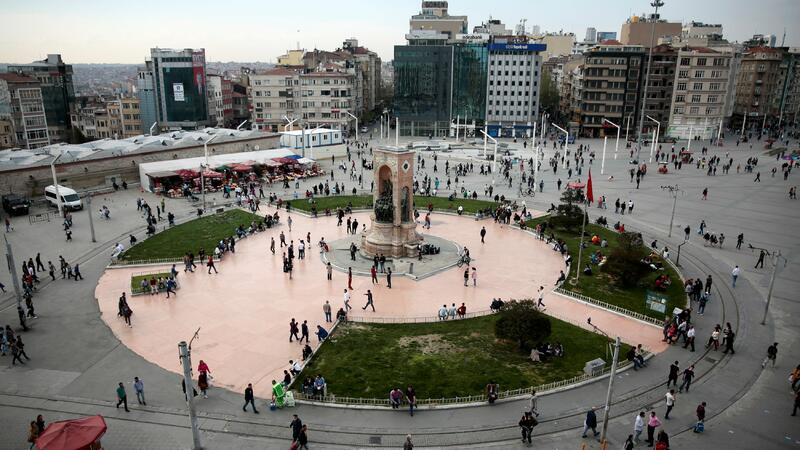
[
  {"left": 202, "top": 170, "right": 224, "bottom": 179},
  {"left": 230, "top": 163, "right": 253, "bottom": 172},
  {"left": 36, "top": 415, "right": 107, "bottom": 450},
  {"left": 567, "top": 182, "right": 585, "bottom": 189},
  {"left": 175, "top": 169, "right": 199, "bottom": 178},
  {"left": 272, "top": 157, "right": 297, "bottom": 165}
]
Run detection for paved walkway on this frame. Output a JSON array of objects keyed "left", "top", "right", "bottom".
[{"left": 0, "top": 131, "right": 798, "bottom": 448}]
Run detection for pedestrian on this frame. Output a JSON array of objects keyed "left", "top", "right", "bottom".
[
  {"left": 243, "top": 383, "right": 259, "bottom": 413},
  {"left": 371, "top": 265, "right": 378, "bottom": 284},
  {"left": 347, "top": 267, "right": 353, "bottom": 289},
  {"left": 301, "top": 320, "right": 310, "bottom": 343},
  {"left": 290, "top": 414, "right": 303, "bottom": 442},
  {"left": 646, "top": 411, "right": 661, "bottom": 446},
  {"left": 27, "top": 421, "right": 39, "bottom": 449},
  {"left": 679, "top": 365, "right": 695, "bottom": 392},
  {"left": 323, "top": 301, "right": 332, "bottom": 322},
  {"left": 406, "top": 385, "right": 417, "bottom": 416},
  {"left": 536, "top": 286, "right": 545, "bottom": 309},
  {"left": 289, "top": 319, "right": 300, "bottom": 342},
  {"left": 582, "top": 408, "right": 599, "bottom": 437},
  {"left": 403, "top": 434, "right": 414, "bottom": 450},
  {"left": 634, "top": 411, "right": 645, "bottom": 444},
  {"left": 116, "top": 382, "right": 130, "bottom": 412},
  {"left": 134, "top": 377, "right": 146, "bottom": 405},
  {"left": 696, "top": 401, "right": 706, "bottom": 424},
  {"left": 343, "top": 289, "right": 352, "bottom": 311},
  {"left": 471, "top": 267, "right": 477, "bottom": 286},
  {"left": 755, "top": 250, "right": 766, "bottom": 269},
  {"left": 623, "top": 434, "right": 635, "bottom": 450},
  {"left": 480, "top": 226, "right": 486, "bottom": 243},
  {"left": 297, "top": 424, "right": 309, "bottom": 449},
  {"left": 793, "top": 391, "right": 800, "bottom": 416},
  {"left": 73, "top": 264, "right": 83, "bottom": 280},
  {"left": 47, "top": 261, "right": 55, "bottom": 280},
  {"left": 207, "top": 255, "right": 218, "bottom": 274},
  {"left": 362, "top": 290, "right": 375, "bottom": 311},
  {"left": 386, "top": 267, "right": 392, "bottom": 288},
  {"left": 519, "top": 411, "right": 536, "bottom": 444},
  {"left": 731, "top": 265, "right": 740, "bottom": 287},
  {"left": 11, "top": 338, "right": 26, "bottom": 365},
  {"left": 287, "top": 216, "right": 293, "bottom": 232},
  {"left": 667, "top": 360, "right": 679, "bottom": 387},
  {"left": 762, "top": 342, "right": 778, "bottom": 368},
  {"left": 270, "top": 237, "right": 276, "bottom": 254},
  {"left": 665, "top": 389, "right": 676, "bottom": 419},
  {"left": 326, "top": 262, "right": 332, "bottom": 281},
  {"left": 722, "top": 326, "right": 736, "bottom": 354},
  {"left": 463, "top": 268, "right": 469, "bottom": 286},
  {"left": 316, "top": 325, "right": 328, "bottom": 342},
  {"left": 684, "top": 325, "right": 696, "bottom": 351}
]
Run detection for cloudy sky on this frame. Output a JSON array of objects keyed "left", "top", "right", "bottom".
[{"left": 1, "top": 0, "right": 797, "bottom": 63}]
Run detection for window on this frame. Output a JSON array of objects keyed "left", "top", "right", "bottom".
[
  {"left": 713, "top": 58, "right": 726, "bottom": 66},
  {"left": 689, "top": 106, "right": 699, "bottom": 114},
  {"left": 675, "top": 95, "right": 685, "bottom": 103},
  {"left": 707, "top": 95, "right": 718, "bottom": 103},
  {"left": 678, "top": 70, "right": 689, "bottom": 78},
  {"left": 706, "top": 107, "right": 716, "bottom": 114},
  {"left": 676, "top": 82, "right": 687, "bottom": 90},
  {"left": 680, "top": 57, "right": 690, "bottom": 65},
  {"left": 691, "top": 95, "right": 701, "bottom": 103},
  {"left": 693, "top": 82, "right": 703, "bottom": 90},
  {"left": 694, "top": 70, "right": 705, "bottom": 78},
  {"left": 711, "top": 70, "right": 722, "bottom": 78},
  {"left": 696, "top": 58, "right": 707, "bottom": 66},
  {"left": 710, "top": 82, "right": 721, "bottom": 90}
]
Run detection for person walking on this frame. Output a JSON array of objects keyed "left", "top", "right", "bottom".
[
  {"left": 519, "top": 411, "right": 536, "bottom": 444},
  {"left": 270, "top": 237, "right": 276, "bottom": 254},
  {"left": 582, "top": 408, "right": 599, "bottom": 437},
  {"left": 370, "top": 265, "right": 378, "bottom": 284},
  {"left": 664, "top": 389, "right": 676, "bottom": 419},
  {"left": 297, "top": 424, "right": 309, "bottom": 450},
  {"left": 289, "top": 319, "right": 300, "bottom": 342},
  {"left": 362, "top": 290, "right": 375, "bottom": 312},
  {"left": 343, "top": 289, "right": 352, "bottom": 311},
  {"left": 301, "top": 320, "right": 310, "bottom": 343},
  {"left": 529, "top": 390, "right": 540, "bottom": 417},
  {"left": 696, "top": 401, "right": 706, "bottom": 426},
  {"left": 290, "top": 414, "right": 303, "bottom": 442},
  {"left": 326, "top": 262, "right": 333, "bottom": 281},
  {"left": 684, "top": 325, "right": 696, "bottom": 351},
  {"left": 134, "top": 377, "right": 146, "bottom": 405},
  {"left": 623, "top": 434, "right": 635, "bottom": 450},
  {"left": 763, "top": 342, "right": 778, "bottom": 368},
  {"left": 793, "top": 390, "right": 800, "bottom": 416},
  {"left": 323, "top": 301, "right": 332, "bottom": 323},
  {"left": 207, "top": 255, "right": 218, "bottom": 274},
  {"left": 679, "top": 365, "right": 695, "bottom": 392},
  {"left": 480, "top": 226, "right": 486, "bottom": 244},
  {"left": 243, "top": 383, "right": 259, "bottom": 413},
  {"left": 536, "top": 286, "right": 545, "bottom": 310},
  {"left": 755, "top": 250, "right": 766, "bottom": 268},
  {"left": 116, "top": 382, "right": 130, "bottom": 412},
  {"left": 634, "top": 411, "right": 645, "bottom": 444},
  {"left": 403, "top": 434, "right": 414, "bottom": 450},
  {"left": 406, "top": 385, "right": 417, "bottom": 416},
  {"left": 731, "top": 265, "right": 740, "bottom": 287},
  {"left": 722, "top": 325, "right": 736, "bottom": 354},
  {"left": 667, "top": 361, "right": 680, "bottom": 387},
  {"left": 646, "top": 411, "right": 662, "bottom": 446},
  {"left": 386, "top": 267, "right": 392, "bottom": 289}
]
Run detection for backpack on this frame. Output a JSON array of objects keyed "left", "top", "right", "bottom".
[{"left": 694, "top": 421, "right": 705, "bottom": 433}]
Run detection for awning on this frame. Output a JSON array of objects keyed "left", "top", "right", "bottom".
[
  {"left": 272, "top": 157, "right": 297, "bottom": 165},
  {"left": 567, "top": 182, "right": 586, "bottom": 189},
  {"left": 36, "top": 415, "right": 107, "bottom": 450},
  {"left": 147, "top": 170, "right": 178, "bottom": 178},
  {"left": 230, "top": 163, "right": 253, "bottom": 172},
  {"left": 285, "top": 154, "right": 302, "bottom": 160},
  {"left": 175, "top": 169, "right": 199, "bottom": 178},
  {"left": 202, "top": 170, "right": 224, "bottom": 179},
  {"left": 263, "top": 160, "right": 282, "bottom": 167},
  {"left": 297, "top": 157, "right": 315, "bottom": 165}
]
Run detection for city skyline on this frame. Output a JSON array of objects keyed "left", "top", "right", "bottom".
[{"left": 1, "top": 0, "right": 798, "bottom": 64}]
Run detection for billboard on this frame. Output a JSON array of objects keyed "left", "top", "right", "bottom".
[
  {"left": 173, "top": 83, "right": 185, "bottom": 102},
  {"left": 488, "top": 43, "right": 547, "bottom": 52},
  {"left": 192, "top": 50, "right": 206, "bottom": 97}
]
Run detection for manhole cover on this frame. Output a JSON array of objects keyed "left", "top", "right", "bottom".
[
  {"left": 369, "top": 436, "right": 382, "bottom": 445},
  {"left": 705, "top": 357, "right": 717, "bottom": 363}
]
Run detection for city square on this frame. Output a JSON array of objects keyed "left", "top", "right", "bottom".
[{"left": 1, "top": 1, "right": 799, "bottom": 449}]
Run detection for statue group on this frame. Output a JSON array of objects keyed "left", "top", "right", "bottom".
[{"left": 374, "top": 179, "right": 394, "bottom": 222}]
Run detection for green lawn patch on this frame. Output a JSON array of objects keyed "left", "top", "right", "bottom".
[
  {"left": 286, "top": 194, "right": 497, "bottom": 215},
  {"left": 527, "top": 216, "right": 686, "bottom": 319},
  {"left": 131, "top": 272, "right": 170, "bottom": 294},
  {"left": 121, "top": 209, "right": 262, "bottom": 260},
  {"left": 300, "top": 314, "right": 626, "bottom": 398}
]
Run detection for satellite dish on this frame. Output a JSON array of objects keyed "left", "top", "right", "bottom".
[{"left": 254, "top": 145, "right": 260, "bottom": 150}]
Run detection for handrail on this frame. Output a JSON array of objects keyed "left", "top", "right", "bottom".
[
  {"left": 346, "top": 309, "right": 495, "bottom": 324},
  {"left": 553, "top": 287, "right": 663, "bottom": 327}
]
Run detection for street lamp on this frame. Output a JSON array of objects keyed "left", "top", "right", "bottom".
[
  {"left": 236, "top": 120, "right": 248, "bottom": 131},
  {"left": 202, "top": 134, "right": 220, "bottom": 211},
  {"left": 748, "top": 245, "right": 787, "bottom": 325},
  {"left": 602, "top": 118, "right": 620, "bottom": 171},
  {"left": 283, "top": 116, "right": 297, "bottom": 132},
  {"left": 49, "top": 151, "right": 64, "bottom": 217},
  {"left": 646, "top": 115, "right": 660, "bottom": 163},
  {"left": 551, "top": 123, "right": 569, "bottom": 168},
  {"left": 586, "top": 317, "right": 621, "bottom": 446},
  {"left": 478, "top": 129, "right": 498, "bottom": 174},
  {"left": 344, "top": 111, "right": 359, "bottom": 142},
  {"left": 179, "top": 328, "right": 203, "bottom": 450},
  {"left": 660, "top": 184, "right": 681, "bottom": 238},
  {"left": 635, "top": 0, "right": 665, "bottom": 163}
]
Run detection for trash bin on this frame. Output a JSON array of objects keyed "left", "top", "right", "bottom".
[{"left": 583, "top": 358, "right": 606, "bottom": 376}]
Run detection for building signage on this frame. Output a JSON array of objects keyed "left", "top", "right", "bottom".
[
  {"left": 173, "top": 83, "right": 185, "bottom": 102},
  {"left": 456, "top": 33, "right": 489, "bottom": 42},
  {"left": 645, "top": 290, "right": 668, "bottom": 314},
  {"left": 489, "top": 43, "right": 547, "bottom": 52}
]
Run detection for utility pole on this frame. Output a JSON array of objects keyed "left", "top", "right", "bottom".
[
  {"left": 635, "top": 0, "right": 665, "bottom": 163},
  {"left": 179, "top": 335, "right": 203, "bottom": 450},
  {"left": 660, "top": 185, "right": 681, "bottom": 237},
  {"left": 86, "top": 194, "right": 96, "bottom": 243},
  {"left": 601, "top": 336, "right": 621, "bottom": 445},
  {"left": 4, "top": 235, "right": 27, "bottom": 330},
  {"left": 748, "top": 245, "right": 787, "bottom": 325}
]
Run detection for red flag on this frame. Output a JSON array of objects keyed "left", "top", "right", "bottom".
[{"left": 586, "top": 170, "right": 594, "bottom": 204}]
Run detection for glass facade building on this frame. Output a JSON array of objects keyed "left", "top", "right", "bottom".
[
  {"left": 451, "top": 43, "right": 488, "bottom": 126},
  {"left": 393, "top": 45, "right": 453, "bottom": 137},
  {"left": 149, "top": 48, "right": 208, "bottom": 130}
]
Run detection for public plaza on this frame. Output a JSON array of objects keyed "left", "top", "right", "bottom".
[{"left": 1, "top": 128, "right": 799, "bottom": 449}]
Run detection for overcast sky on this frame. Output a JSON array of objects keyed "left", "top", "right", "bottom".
[{"left": 1, "top": 0, "right": 797, "bottom": 64}]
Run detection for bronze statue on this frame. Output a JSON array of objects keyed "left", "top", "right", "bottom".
[{"left": 374, "top": 179, "right": 394, "bottom": 222}]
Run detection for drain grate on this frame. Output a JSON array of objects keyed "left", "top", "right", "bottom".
[
  {"left": 369, "top": 436, "right": 382, "bottom": 445},
  {"left": 705, "top": 357, "right": 717, "bottom": 363}
]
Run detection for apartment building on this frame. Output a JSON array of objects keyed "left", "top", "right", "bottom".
[
  {"left": 409, "top": 1, "right": 468, "bottom": 39},
  {"left": 0, "top": 118, "right": 14, "bottom": 149},
  {"left": 559, "top": 57, "right": 585, "bottom": 127},
  {"left": 579, "top": 42, "right": 645, "bottom": 137},
  {"left": 299, "top": 70, "right": 354, "bottom": 130},
  {"left": 0, "top": 73, "right": 50, "bottom": 149},
  {"left": 119, "top": 96, "right": 142, "bottom": 138},
  {"left": 641, "top": 44, "right": 678, "bottom": 133},
  {"left": 734, "top": 47, "right": 787, "bottom": 120},
  {"left": 207, "top": 74, "right": 234, "bottom": 128},
  {"left": 7, "top": 54, "right": 74, "bottom": 142},
  {"left": 620, "top": 15, "right": 681, "bottom": 48},
  {"left": 249, "top": 68, "right": 300, "bottom": 133},
  {"left": 667, "top": 47, "right": 733, "bottom": 139}
]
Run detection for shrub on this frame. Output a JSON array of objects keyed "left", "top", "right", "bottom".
[
  {"left": 602, "top": 232, "right": 649, "bottom": 287},
  {"left": 494, "top": 300, "right": 552, "bottom": 351},
  {"left": 549, "top": 188, "right": 586, "bottom": 231}
]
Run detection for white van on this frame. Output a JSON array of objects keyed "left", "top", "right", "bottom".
[{"left": 44, "top": 185, "right": 83, "bottom": 211}]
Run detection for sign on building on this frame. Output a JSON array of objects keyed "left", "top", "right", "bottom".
[
  {"left": 645, "top": 290, "right": 668, "bottom": 314},
  {"left": 173, "top": 83, "right": 185, "bottom": 102}
]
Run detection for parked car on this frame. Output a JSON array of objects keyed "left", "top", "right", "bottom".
[{"left": 2, "top": 193, "right": 31, "bottom": 215}]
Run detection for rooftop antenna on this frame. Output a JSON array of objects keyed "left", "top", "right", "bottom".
[{"left": 781, "top": 28, "right": 786, "bottom": 47}]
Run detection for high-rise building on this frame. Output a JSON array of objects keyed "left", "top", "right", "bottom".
[
  {"left": 7, "top": 54, "right": 74, "bottom": 143},
  {"left": 0, "top": 73, "right": 50, "bottom": 148},
  {"left": 620, "top": 15, "right": 681, "bottom": 48},
  {"left": 667, "top": 47, "right": 733, "bottom": 139},
  {"left": 136, "top": 62, "right": 158, "bottom": 134},
  {"left": 146, "top": 48, "right": 210, "bottom": 131},
  {"left": 585, "top": 27, "right": 597, "bottom": 43},
  {"left": 641, "top": 44, "right": 678, "bottom": 134},
  {"left": 207, "top": 74, "right": 233, "bottom": 128},
  {"left": 394, "top": 45, "right": 454, "bottom": 137},
  {"left": 485, "top": 37, "right": 546, "bottom": 137},
  {"left": 409, "top": 1, "right": 468, "bottom": 39}
]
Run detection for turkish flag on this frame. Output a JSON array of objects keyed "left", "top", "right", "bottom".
[{"left": 586, "top": 170, "right": 594, "bottom": 204}]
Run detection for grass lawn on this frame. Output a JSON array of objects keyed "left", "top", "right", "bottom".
[
  {"left": 121, "top": 209, "right": 262, "bottom": 260},
  {"left": 130, "top": 273, "right": 170, "bottom": 294},
  {"left": 527, "top": 216, "right": 686, "bottom": 319},
  {"left": 286, "top": 194, "right": 497, "bottom": 215},
  {"left": 300, "top": 314, "right": 627, "bottom": 399}
]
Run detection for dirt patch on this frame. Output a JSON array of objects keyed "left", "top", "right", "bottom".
[{"left": 398, "top": 334, "right": 458, "bottom": 355}]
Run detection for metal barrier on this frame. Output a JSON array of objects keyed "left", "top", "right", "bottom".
[
  {"left": 28, "top": 211, "right": 58, "bottom": 224},
  {"left": 346, "top": 309, "right": 495, "bottom": 324},
  {"left": 553, "top": 287, "right": 663, "bottom": 327}
]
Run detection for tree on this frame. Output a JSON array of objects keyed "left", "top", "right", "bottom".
[
  {"left": 548, "top": 188, "right": 586, "bottom": 231},
  {"left": 539, "top": 71, "right": 560, "bottom": 117},
  {"left": 494, "top": 300, "right": 552, "bottom": 351},
  {"left": 602, "top": 232, "right": 649, "bottom": 287}
]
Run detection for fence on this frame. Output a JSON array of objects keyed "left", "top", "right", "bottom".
[
  {"left": 553, "top": 287, "right": 663, "bottom": 327},
  {"left": 346, "top": 309, "right": 495, "bottom": 324}
]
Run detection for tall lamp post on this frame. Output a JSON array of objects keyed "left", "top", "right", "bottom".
[
  {"left": 660, "top": 184, "right": 681, "bottom": 238},
  {"left": 635, "top": 0, "right": 665, "bottom": 163},
  {"left": 4, "top": 235, "right": 27, "bottom": 330},
  {"left": 748, "top": 245, "right": 787, "bottom": 325},
  {"left": 586, "top": 317, "right": 621, "bottom": 446},
  {"left": 179, "top": 328, "right": 203, "bottom": 450},
  {"left": 602, "top": 118, "right": 620, "bottom": 169},
  {"left": 344, "top": 111, "right": 359, "bottom": 142},
  {"left": 49, "top": 152, "right": 64, "bottom": 217},
  {"left": 646, "top": 115, "right": 660, "bottom": 163},
  {"left": 202, "top": 134, "right": 219, "bottom": 211},
  {"left": 479, "top": 129, "right": 498, "bottom": 174},
  {"left": 551, "top": 123, "right": 569, "bottom": 168}
]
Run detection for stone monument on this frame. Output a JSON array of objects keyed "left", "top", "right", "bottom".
[{"left": 362, "top": 145, "right": 422, "bottom": 257}]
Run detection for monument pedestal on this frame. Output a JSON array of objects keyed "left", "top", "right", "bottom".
[{"left": 362, "top": 219, "right": 422, "bottom": 258}]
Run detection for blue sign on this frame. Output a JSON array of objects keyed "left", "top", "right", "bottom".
[{"left": 488, "top": 43, "right": 547, "bottom": 52}]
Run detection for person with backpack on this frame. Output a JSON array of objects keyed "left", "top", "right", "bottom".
[{"left": 518, "top": 410, "right": 537, "bottom": 444}]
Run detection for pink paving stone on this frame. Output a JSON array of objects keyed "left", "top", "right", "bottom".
[{"left": 95, "top": 208, "right": 666, "bottom": 398}]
